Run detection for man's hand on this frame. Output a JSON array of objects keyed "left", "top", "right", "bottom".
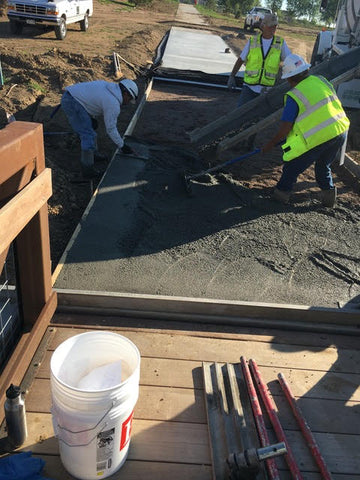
[
  {"left": 227, "top": 74, "right": 237, "bottom": 91},
  {"left": 121, "top": 144, "right": 134, "bottom": 155}
]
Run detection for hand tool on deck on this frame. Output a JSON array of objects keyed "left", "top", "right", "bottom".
[
  {"left": 249, "top": 359, "right": 304, "bottom": 480},
  {"left": 227, "top": 442, "right": 287, "bottom": 480},
  {"left": 240, "top": 356, "right": 281, "bottom": 480},
  {"left": 278, "top": 373, "right": 334, "bottom": 480},
  {"left": 181, "top": 148, "right": 260, "bottom": 195}
]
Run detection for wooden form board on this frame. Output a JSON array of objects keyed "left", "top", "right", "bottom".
[
  {"left": 3, "top": 319, "right": 359, "bottom": 480},
  {"left": 55, "top": 290, "right": 360, "bottom": 333}
]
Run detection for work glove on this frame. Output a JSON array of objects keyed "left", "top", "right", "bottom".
[
  {"left": 0, "top": 451, "right": 52, "bottom": 480},
  {"left": 227, "top": 74, "right": 237, "bottom": 91},
  {"left": 121, "top": 144, "right": 134, "bottom": 155}
]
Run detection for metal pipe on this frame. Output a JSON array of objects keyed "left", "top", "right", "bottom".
[
  {"left": 277, "top": 372, "right": 334, "bottom": 480},
  {"left": 249, "top": 359, "right": 304, "bottom": 480},
  {"left": 240, "top": 356, "right": 281, "bottom": 480},
  {"left": 257, "top": 443, "right": 287, "bottom": 461}
]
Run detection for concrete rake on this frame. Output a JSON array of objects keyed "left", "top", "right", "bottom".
[{"left": 182, "top": 148, "right": 260, "bottom": 195}]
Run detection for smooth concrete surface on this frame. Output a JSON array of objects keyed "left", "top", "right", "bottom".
[
  {"left": 55, "top": 153, "right": 147, "bottom": 290},
  {"left": 161, "top": 27, "right": 240, "bottom": 76},
  {"left": 175, "top": 3, "right": 208, "bottom": 26}
]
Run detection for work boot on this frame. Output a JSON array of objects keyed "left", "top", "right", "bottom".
[
  {"left": 94, "top": 151, "right": 109, "bottom": 163},
  {"left": 80, "top": 150, "right": 101, "bottom": 179},
  {"left": 272, "top": 187, "right": 290, "bottom": 204},
  {"left": 321, "top": 187, "right": 337, "bottom": 207}
]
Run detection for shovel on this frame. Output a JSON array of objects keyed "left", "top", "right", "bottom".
[{"left": 182, "top": 148, "right": 260, "bottom": 195}]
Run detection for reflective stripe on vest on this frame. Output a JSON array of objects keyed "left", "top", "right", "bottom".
[
  {"left": 282, "top": 75, "right": 350, "bottom": 161},
  {"left": 244, "top": 35, "right": 283, "bottom": 87}
]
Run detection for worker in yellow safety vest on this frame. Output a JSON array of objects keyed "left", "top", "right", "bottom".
[
  {"left": 227, "top": 13, "right": 291, "bottom": 106},
  {"left": 261, "top": 54, "right": 350, "bottom": 208}
]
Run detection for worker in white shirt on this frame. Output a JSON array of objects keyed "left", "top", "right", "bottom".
[
  {"left": 61, "top": 78, "right": 138, "bottom": 178},
  {"left": 227, "top": 13, "right": 291, "bottom": 106}
]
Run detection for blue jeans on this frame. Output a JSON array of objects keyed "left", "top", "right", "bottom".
[
  {"left": 61, "top": 91, "right": 96, "bottom": 151},
  {"left": 238, "top": 84, "right": 260, "bottom": 107},
  {"left": 277, "top": 132, "right": 346, "bottom": 192}
]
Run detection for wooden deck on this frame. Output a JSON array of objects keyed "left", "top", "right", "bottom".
[{"left": 6, "top": 312, "right": 360, "bottom": 480}]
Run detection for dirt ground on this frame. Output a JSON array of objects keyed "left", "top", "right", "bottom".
[{"left": 1, "top": 1, "right": 359, "bottom": 307}]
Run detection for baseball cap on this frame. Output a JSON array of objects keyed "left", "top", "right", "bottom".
[{"left": 262, "top": 13, "right": 278, "bottom": 27}]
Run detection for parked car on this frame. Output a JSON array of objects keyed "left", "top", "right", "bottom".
[
  {"left": 244, "top": 7, "right": 272, "bottom": 31},
  {"left": 6, "top": 0, "right": 93, "bottom": 40}
]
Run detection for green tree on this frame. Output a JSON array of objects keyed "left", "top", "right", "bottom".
[
  {"left": 287, "top": 0, "right": 320, "bottom": 20},
  {"left": 217, "top": 0, "right": 255, "bottom": 15},
  {"left": 203, "top": 0, "right": 217, "bottom": 9},
  {"left": 265, "top": 0, "right": 282, "bottom": 14},
  {"left": 320, "top": 0, "right": 338, "bottom": 24},
  {"left": 240, "top": 0, "right": 257, "bottom": 14}
]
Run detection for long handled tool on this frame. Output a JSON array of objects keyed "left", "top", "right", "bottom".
[
  {"left": 278, "top": 373, "right": 334, "bottom": 480},
  {"left": 182, "top": 147, "right": 260, "bottom": 195},
  {"left": 241, "top": 356, "right": 282, "bottom": 480},
  {"left": 249, "top": 359, "right": 304, "bottom": 480}
]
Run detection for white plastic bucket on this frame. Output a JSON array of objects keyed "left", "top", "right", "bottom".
[{"left": 50, "top": 331, "right": 140, "bottom": 480}]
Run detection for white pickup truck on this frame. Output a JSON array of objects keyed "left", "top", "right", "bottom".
[{"left": 7, "top": 0, "right": 93, "bottom": 40}]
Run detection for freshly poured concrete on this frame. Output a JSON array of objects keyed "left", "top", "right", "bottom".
[{"left": 161, "top": 27, "right": 239, "bottom": 76}]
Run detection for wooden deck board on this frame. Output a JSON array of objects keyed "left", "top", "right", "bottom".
[
  {"left": 47, "top": 327, "right": 360, "bottom": 374},
  {"left": 7, "top": 318, "right": 360, "bottom": 479}
]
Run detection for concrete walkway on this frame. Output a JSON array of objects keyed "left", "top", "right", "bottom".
[
  {"left": 175, "top": 3, "right": 208, "bottom": 26},
  {"left": 161, "top": 27, "right": 238, "bottom": 75}
]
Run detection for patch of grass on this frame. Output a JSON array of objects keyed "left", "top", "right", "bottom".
[
  {"left": 28, "top": 80, "right": 46, "bottom": 94},
  {"left": 98, "top": 0, "right": 134, "bottom": 6},
  {"left": 196, "top": 5, "right": 239, "bottom": 24}
]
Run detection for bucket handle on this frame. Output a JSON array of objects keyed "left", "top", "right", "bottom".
[
  {"left": 57, "top": 421, "right": 110, "bottom": 448},
  {"left": 55, "top": 401, "right": 115, "bottom": 435}
]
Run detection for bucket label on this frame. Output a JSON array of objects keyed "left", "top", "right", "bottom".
[
  {"left": 120, "top": 411, "right": 134, "bottom": 451},
  {"left": 96, "top": 427, "right": 115, "bottom": 472}
]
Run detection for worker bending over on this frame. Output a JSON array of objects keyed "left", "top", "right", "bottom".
[
  {"left": 261, "top": 54, "right": 349, "bottom": 207},
  {"left": 227, "top": 13, "right": 291, "bottom": 106},
  {"left": 61, "top": 78, "right": 138, "bottom": 178}
]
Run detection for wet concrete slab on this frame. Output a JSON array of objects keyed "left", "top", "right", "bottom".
[{"left": 161, "top": 27, "right": 239, "bottom": 76}]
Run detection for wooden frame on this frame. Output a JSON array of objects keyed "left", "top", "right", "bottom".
[{"left": 0, "top": 121, "right": 57, "bottom": 422}]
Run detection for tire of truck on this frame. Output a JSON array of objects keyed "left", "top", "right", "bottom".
[
  {"left": 55, "top": 17, "right": 67, "bottom": 40},
  {"left": 9, "top": 20, "right": 23, "bottom": 34},
  {"left": 250, "top": 21, "right": 254, "bottom": 32},
  {"left": 80, "top": 13, "right": 89, "bottom": 31},
  {"left": 243, "top": 21, "right": 248, "bottom": 30}
]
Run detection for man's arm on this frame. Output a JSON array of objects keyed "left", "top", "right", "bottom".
[
  {"left": 262, "top": 95, "right": 298, "bottom": 153},
  {"left": 227, "top": 41, "right": 249, "bottom": 90},
  {"left": 261, "top": 121, "right": 293, "bottom": 154},
  {"left": 231, "top": 57, "right": 244, "bottom": 77}
]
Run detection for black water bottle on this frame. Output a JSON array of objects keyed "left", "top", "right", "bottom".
[{"left": 4, "top": 384, "right": 27, "bottom": 448}]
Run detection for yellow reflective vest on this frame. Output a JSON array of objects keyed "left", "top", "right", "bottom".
[
  {"left": 282, "top": 75, "right": 350, "bottom": 161},
  {"left": 244, "top": 34, "right": 283, "bottom": 86}
]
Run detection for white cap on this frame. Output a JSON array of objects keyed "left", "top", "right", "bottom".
[
  {"left": 119, "top": 79, "right": 138, "bottom": 100},
  {"left": 281, "top": 54, "right": 311, "bottom": 79},
  {"left": 261, "top": 13, "right": 278, "bottom": 27}
]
